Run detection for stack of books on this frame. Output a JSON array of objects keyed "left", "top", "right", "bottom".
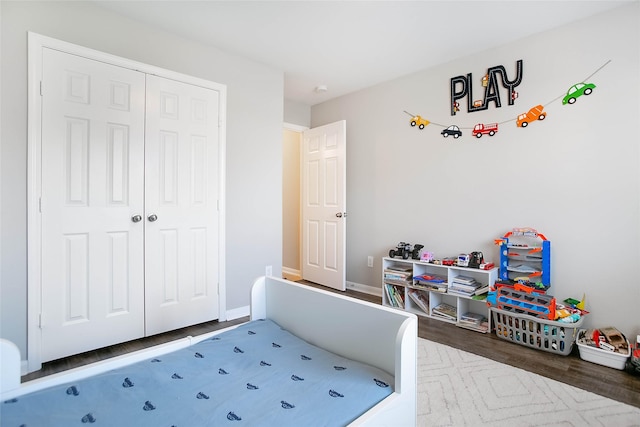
[
  {"left": 448, "top": 275, "right": 489, "bottom": 297},
  {"left": 432, "top": 302, "right": 457, "bottom": 321},
  {"left": 384, "top": 284, "right": 405, "bottom": 308},
  {"left": 384, "top": 265, "right": 414, "bottom": 309},
  {"left": 383, "top": 265, "right": 412, "bottom": 286},
  {"left": 412, "top": 274, "right": 448, "bottom": 293},
  {"left": 458, "top": 311, "right": 489, "bottom": 333},
  {"left": 407, "top": 289, "right": 429, "bottom": 315}
]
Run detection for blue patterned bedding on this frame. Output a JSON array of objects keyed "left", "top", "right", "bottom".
[{"left": 2, "top": 319, "right": 394, "bottom": 426}]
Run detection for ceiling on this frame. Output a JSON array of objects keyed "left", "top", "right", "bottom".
[{"left": 93, "top": 1, "right": 629, "bottom": 106}]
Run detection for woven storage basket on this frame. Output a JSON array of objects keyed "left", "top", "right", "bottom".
[{"left": 490, "top": 307, "right": 584, "bottom": 356}]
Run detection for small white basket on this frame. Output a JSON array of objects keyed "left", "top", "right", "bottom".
[{"left": 577, "top": 329, "right": 630, "bottom": 370}]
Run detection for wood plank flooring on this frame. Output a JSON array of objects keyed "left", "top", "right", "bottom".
[{"left": 22, "top": 282, "right": 640, "bottom": 410}]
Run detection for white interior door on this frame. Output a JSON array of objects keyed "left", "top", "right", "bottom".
[
  {"left": 40, "top": 48, "right": 146, "bottom": 362},
  {"left": 301, "top": 121, "right": 347, "bottom": 291},
  {"left": 144, "top": 75, "right": 220, "bottom": 335}
]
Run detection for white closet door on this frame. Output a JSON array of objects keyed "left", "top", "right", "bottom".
[
  {"left": 144, "top": 75, "right": 220, "bottom": 335},
  {"left": 40, "top": 48, "right": 146, "bottom": 362}
]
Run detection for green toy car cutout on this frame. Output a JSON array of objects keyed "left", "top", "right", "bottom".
[{"left": 562, "top": 82, "right": 595, "bottom": 105}]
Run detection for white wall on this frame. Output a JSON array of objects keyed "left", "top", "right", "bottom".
[
  {"left": 0, "top": 1, "right": 283, "bottom": 356},
  {"left": 312, "top": 3, "right": 640, "bottom": 337},
  {"left": 284, "top": 99, "right": 311, "bottom": 128}
]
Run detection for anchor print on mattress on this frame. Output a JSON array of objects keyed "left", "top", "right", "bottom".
[
  {"left": 122, "top": 377, "right": 134, "bottom": 388},
  {"left": 143, "top": 400, "right": 156, "bottom": 411},
  {"left": 329, "top": 389, "right": 344, "bottom": 398},
  {"left": 280, "top": 401, "right": 295, "bottom": 409},
  {"left": 194, "top": 352, "right": 204, "bottom": 358},
  {"left": 291, "top": 374, "right": 304, "bottom": 381},
  {"left": 374, "top": 378, "right": 390, "bottom": 388},
  {"left": 196, "top": 392, "right": 210, "bottom": 400},
  {"left": 227, "top": 411, "right": 242, "bottom": 421},
  {"left": 233, "top": 346, "right": 244, "bottom": 354},
  {"left": 66, "top": 385, "right": 80, "bottom": 395},
  {"left": 81, "top": 412, "right": 96, "bottom": 423},
  {"left": 171, "top": 373, "right": 183, "bottom": 379},
  {"left": 246, "top": 383, "right": 259, "bottom": 390},
  {"left": 300, "top": 354, "right": 312, "bottom": 360}
]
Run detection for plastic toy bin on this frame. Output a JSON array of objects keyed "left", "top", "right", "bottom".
[
  {"left": 576, "top": 329, "right": 630, "bottom": 370},
  {"left": 490, "top": 307, "right": 584, "bottom": 356}
]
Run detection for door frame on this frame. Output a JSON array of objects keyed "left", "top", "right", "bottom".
[
  {"left": 26, "top": 33, "right": 227, "bottom": 372},
  {"left": 282, "top": 123, "right": 308, "bottom": 281}
]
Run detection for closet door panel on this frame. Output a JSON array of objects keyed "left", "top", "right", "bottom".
[
  {"left": 39, "top": 48, "right": 146, "bottom": 362},
  {"left": 144, "top": 75, "right": 220, "bottom": 335}
]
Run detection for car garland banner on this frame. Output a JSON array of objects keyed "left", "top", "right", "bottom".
[{"left": 406, "top": 59, "right": 610, "bottom": 139}]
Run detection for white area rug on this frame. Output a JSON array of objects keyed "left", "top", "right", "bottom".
[{"left": 417, "top": 338, "right": 640, "bottom": 426}]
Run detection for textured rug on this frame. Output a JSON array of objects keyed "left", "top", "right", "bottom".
[{"left": 417, "top": 338, "right": 640, "bottom": 426}]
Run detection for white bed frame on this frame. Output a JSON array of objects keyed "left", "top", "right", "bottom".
[{"left": 1, "top": 276, "right": 417, "bottom": 426}]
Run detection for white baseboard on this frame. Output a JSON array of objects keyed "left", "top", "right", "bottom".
[
  {"left": 346, "top": 281, "right": 382, "bottom": 297},
  {"left": 225, "top": 305, "right": 250, "bottom": 321}
]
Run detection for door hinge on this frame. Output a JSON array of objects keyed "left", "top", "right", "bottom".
[
  {"left": 38, "top": 314, "right": 43, "bottom": 329},
  {"left": 40, "top": 81, "right": 43, "bottom": 96},
  {"left": 39, "top": 197, "right": 42, "bottom": 213}
]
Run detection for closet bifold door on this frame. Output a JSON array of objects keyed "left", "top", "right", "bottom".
[
  {"left": 39, "top": 48, "right": 146, "bottom": 362},
  {"left": 143, "top": 75, "right": 220, "bottom": 336}
]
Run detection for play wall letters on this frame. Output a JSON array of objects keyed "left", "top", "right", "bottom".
[{"left": 451, "top": 60, "right": 523, "bottom": 115}]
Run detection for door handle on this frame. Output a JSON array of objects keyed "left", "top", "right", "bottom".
[
  {"left": 131, "top": 214, "right": 142, "bottom": 223},
  {"left": 148, "top": 214, "right": 158, "bottom": 222},
  {"left": 336, "top": 212, "right": 342, "bottom": 218}
]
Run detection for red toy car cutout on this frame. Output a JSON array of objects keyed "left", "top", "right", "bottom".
[{"left": 472, "top": 123, "right": 498, "bottom": 138}]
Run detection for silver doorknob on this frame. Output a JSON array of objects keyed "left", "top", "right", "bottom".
[
  {"left": 148, "top": 214, "right": 158, "bottom": 222},
  {"left": 336, "top": 212, "right": 343, "bottom": 218},
  {"left": 131, "top": 215, "right": 142, "bottom": 223}
]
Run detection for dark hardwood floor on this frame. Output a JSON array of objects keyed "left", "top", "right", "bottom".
[{"left": 22, "top": 282, "right": 640, "bottom": 410}]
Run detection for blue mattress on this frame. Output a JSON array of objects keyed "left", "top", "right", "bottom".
[{"left": 2, "top": 319, "right": 394, "bottom": 426}]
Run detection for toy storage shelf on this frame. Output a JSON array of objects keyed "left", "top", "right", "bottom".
[{"left": 382, "top": 257, "right": 498, "bottom": 333}]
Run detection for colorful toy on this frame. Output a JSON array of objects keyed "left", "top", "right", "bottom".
[
  {"left": 420, "top": 251, "right": 434, "bottom": 262},
  {"left": 479, "top": 262, "right": 495, "bottom": 270},
  {"left": 562, "top": 82, "right": 595, "bottom": 105},
  {"left": 388, "top": 242, "right": 423, "bottom": 260},
  {"left": 516, "top": 104, "right": 546, "bottom": 127},
  {"left": 441, "top": 125, "right": 462, "bottom": 139},
  {"left": 472, "top": 123, "right": 498, "bottom": 138},
  {"left": 469, "top": 251, "right": 484, "bottom": 268},
  {"left": 495, "top": 227, "right": 551, "bottom": 286},
  {"left": 457, "top": 253, "right": 470, "bottom": 267},
  {"left": 492, "top": 283, "right": 557, "bottom": 320},
  {"left": 409, "top": 115, "right": 430, "bottom": 129}
]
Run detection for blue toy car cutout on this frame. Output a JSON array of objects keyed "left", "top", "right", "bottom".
[{"left": 562, "top": 82, "right": 595, "bottom": 105}]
